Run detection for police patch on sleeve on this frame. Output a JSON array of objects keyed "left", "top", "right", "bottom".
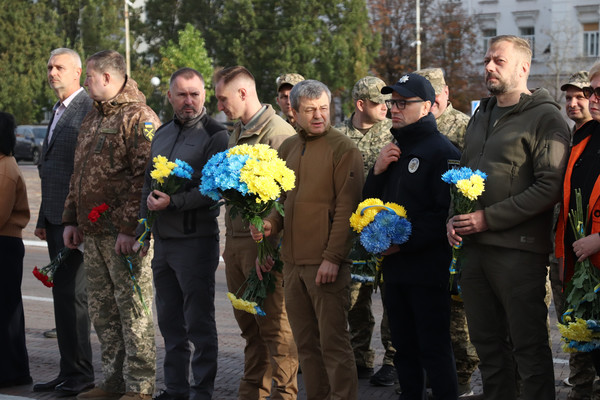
[
  {"left": 448, "top": 159, "right": 460, "bottom": 169},
  {"left": 408, "top": 157, "right": 420, "bottom": 173},
  {"left": 142, "top": 122, "right": 155, "bottom": 141}
]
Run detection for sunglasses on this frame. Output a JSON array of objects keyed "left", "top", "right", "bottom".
[
  {"left": 385, "top": 99, "right": 424, "bottom": 110},
  {"left": 582, "top": 86, "right": 600, "bottom": 99}
]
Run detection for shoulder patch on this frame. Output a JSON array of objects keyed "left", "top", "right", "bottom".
[
  {"left": 448, "top": 159, "right": 460, "bottom": 169},
  {"left": 142, "top": 122, "right": 155, "bottom": 141}
]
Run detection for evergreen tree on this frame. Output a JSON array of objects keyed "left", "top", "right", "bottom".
[{"left": 0, "top": 0, "right": 60, "bottom": 123}]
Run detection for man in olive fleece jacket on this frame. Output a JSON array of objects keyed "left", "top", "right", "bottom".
[
  {"left": 447, "top": 36, "right": 570, "bottom": 400},
  {"left": 253, "top": 80, "right": 364, "bottom": 400}
]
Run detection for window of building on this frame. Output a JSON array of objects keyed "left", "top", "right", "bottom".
[
  {"left": 482, "top": 28, "right": 496, "bottom": 52},
  {"left": 584, "top": 23, "right": 599, "bottom": 57},
  {"left": 519, "top": 26, "right": 535, "bottom": 58}
]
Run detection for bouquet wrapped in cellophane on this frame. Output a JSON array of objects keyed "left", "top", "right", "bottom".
[
  {"left": 200, "top": 143, "right": 295, "bottom": 315},
  {"left": 348, "top": 198, "right": 412, "bottom": 285},
  {"left": 441, "top": 167, "right": 487, "bottom": 297},
  {"left": 558, "top": 188, "right": 600, "bottom": 352}
]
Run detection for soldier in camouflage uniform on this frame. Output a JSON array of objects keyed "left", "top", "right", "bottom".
[
  {"left": 551, "top": 71, "right": 597, "bottom": 400},
  {"left": 276, "top": 73, "right": 304, "bottom": 126},
  {"left": 335, "top": 76, "right": 397, "bottom": 384},
  {"left": 415, "top": 68, "right": 479, "bottom": 397},
  {"left": 62, "top": 50, "right": 160, "bottom": 400},
  {"left": 415, "top": 68, "right": 470, "bottom": 150}
]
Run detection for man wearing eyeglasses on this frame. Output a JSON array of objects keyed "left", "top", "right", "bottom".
[
  {"left": 363, "top": 73, "right": 460, "bottom": 400},
  {"left": 446, "top": 35, "right": 570, "bottom": 400}
]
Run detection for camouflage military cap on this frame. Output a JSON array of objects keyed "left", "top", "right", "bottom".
[
  {"left": 352, "top": 76, "right": 391, "bottom": 104},
  {"left": 276, "top": 73, "right": 305, "bottom": 92},
  {"left": 561, "top": 71, "right": 590, "bottom": 91},
  {"left": 414, "top": 68, "right": 446, "bottom": 95}
]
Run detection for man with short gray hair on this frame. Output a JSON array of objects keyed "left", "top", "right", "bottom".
[
  {"left": 253, "top": 79, "right": 364, "bottom": 399},
  {"left": 33, "top": 47, "right": 94, "bottom": 396}
]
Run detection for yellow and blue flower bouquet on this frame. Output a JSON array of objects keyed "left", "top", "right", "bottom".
[
  {"left": 441, "top": 167, "right": 487, "bottom": 297},
  {"left": 348, "top": 198, "right": 412, "bottom": 284},
  {"left": 200, "top": 143, "right": 295, "bottom": 315}
]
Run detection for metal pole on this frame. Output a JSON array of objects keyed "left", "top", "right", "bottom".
[
  {"left": 416, "top": 0, "right": 421, "bottom": 70},
  {"left": 124, "top": 0, "right": 131, "bottom": 77}
]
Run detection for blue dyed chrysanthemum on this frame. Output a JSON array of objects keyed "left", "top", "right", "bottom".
[{"left": 441, "top": 166, "right": 487, "bottom": 184}]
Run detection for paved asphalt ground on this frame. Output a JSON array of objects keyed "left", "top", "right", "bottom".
[{"left": 0, "top": 164, "right": 576, "bottom": 399}]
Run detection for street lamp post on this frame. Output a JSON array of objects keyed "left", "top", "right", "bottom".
[
  {"left": 416, "top": 0, "right": 421, "bottom": 70},
  {"left": 124, "top": 0, "right": 131, "bottom": 77}
]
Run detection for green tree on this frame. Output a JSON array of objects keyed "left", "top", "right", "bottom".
[
  {"left": 80, "top": 0, "right": 125, "bottom": 56},
  {"left": 0, "top": 0, "right": 60, "bottom": 124},
  {"left": 368, "top": 0, "right": 484, "bottom": 113},
  {"left": 158, "top": 24, "right": 214, "bottom": 97},
  {"left": 141, "top": 0, "right": 377, "bottom": 118}
]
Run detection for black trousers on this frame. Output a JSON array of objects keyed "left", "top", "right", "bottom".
[
  {"left": 0, "top": 236, "right": 30, "bottom": 382},
  {"left": 46, "top": 222, "right": 94, "bottom": 382},
  {"left": 384, "top": 281, "right": 458, "bottom": 400},
  {"left": 153, "top": 235, "right": 220, "bottom": 400}
]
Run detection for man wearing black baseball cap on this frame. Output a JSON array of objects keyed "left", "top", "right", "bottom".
[{"left": 363, "top": 73, "right": 460, "bottom": 400}]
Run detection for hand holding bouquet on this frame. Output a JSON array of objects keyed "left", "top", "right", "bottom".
[
  {"left": 89, "top": 203, "right": 150, "bottom": 315},
  {"left": 200, "top": 143, "right": 295, "bottom": 315},
  {"left": 32, "top": 247, "right": 73, "bottom": 288},
  {"left": 558, "top": 189, "right": 600, "bottom": 352},
  {"left": 137, "top": 156, "right": 194, "bottom": 247},
  {"left": 441, "top": 167, "right": 487, "bottom": 295}
]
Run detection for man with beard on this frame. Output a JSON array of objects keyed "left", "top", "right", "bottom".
[
  {"left": 446, "top": 35, "right": 570, "bottom": 400},
  {"left": 138, "top": 68, "right": 229, "bottom": 400}
]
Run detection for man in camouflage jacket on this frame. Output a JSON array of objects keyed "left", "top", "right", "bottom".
[
  {"left": 63, "top": 50, "right": 160, "bottom": 400},
  {"left": 335, "top": 76, "right": 397, "bottom": 385},
  {"left": 415, "top": 68, "right": 470, "bottom": 150}
]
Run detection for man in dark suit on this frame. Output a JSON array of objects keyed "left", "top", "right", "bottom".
[{"left": 33, "top": 48, "right": 95, "bottom": 396}]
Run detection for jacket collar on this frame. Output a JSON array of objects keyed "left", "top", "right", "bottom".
[
  {"left": 94, "top": 76, "right": 144, "bottom": 116},
  {"left": 390, "top": 112, "right": 437, "bottom": 147},
  {"left": 174, "top": 107, "right": 207, "bottom": 128}
]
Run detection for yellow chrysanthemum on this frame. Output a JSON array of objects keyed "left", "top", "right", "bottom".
[
  {"left": 150, "top": 155, "right": 177, "bottom": 184},
  {"left": 230, "top": 144, "right": 296, "bottom": 204},
  {"left": 349, "top": 198, "right": 384, "bottom": 233},
  {"left": 558, "top": 318, "right": 595, "bottom": 342},
  {"left": 385, "top": 202, "right": 407, "bottom": 218},
  {"left": 227, "top": 292, "right": 258, "bottom": 315},
  {"left": 456, "top": 175, "right": 485, "bottom": 201}
]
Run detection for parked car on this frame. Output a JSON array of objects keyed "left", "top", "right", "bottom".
[{"left": 14, "top": 125, "right": 47, "bottom": 165}]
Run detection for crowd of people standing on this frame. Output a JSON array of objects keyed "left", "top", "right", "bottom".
[{"left": 3, "top": 34, "right": 600, "bottom": 400}]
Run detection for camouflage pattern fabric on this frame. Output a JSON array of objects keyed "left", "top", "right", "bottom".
[
  {"left": 348, "top": 281, "right": 375, "bottom": 368},
  {"left": 437, "top": 108, "right": 478, "bottom": 386},
  {"left": 335, "top": 116, "right": 393, "bottom": 177},
  {"left": 84, "top": 234, "right": 155, "bottom": 394},
  {"left": 338, "top": 114, "right": 394, "bottom": 367},
  {"left": 63, "top": 77, "right": 160, "bottom": 236},
  {"left": 436, "top": 102, "right": 470, "bottom": 150},
  {"left": 450, "top": 299, "right": 479, "bottom": 386}
]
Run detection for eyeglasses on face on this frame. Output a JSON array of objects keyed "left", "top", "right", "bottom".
[
  {"left": 583, "top": 86, "right": 600, "bottom": 99},
  {"left": 385, "top": 99, "right": 424, "bottom": 110}
]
